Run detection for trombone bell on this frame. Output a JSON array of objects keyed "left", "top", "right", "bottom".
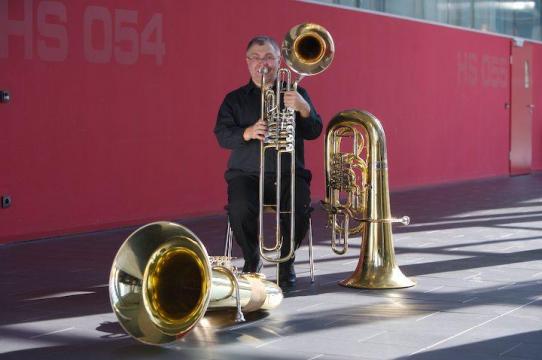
[
  {"left": 294, "top": 32, "right": 326, "bottom": 64},
  {"left": 283, "top": 23, "right": 335, "bottom": 76}
]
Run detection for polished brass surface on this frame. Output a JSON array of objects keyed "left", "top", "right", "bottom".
[
  {"left": 109, "top": 221, "right": 283, "bottom": 345},
  {"left": 258, "top": 23, "right": 334, "bottom": 264},
  {"left": 321, "top": 110, "right": 415, "bottom": 289},
  {"left": 283, "top": 23, "right": 335, "bottom": 76}
]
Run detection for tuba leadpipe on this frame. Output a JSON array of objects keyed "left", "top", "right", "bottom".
[
  {"left": 109, "top": 221, "right": 283, "bottom": 345},
  {"left": 321, "top": 110, "right": 414, "bottom": 289},
  {"left": 258, "top": 23, "right": 334, "bottom": 264}
]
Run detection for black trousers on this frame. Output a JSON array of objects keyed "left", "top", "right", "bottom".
[{"left": 227, "top": 173, "right": 311, "bottom": 267}]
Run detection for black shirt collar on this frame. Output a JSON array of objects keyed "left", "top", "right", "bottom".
[{"left": 243, "top": 79, "right": 258, "bottom": 94}]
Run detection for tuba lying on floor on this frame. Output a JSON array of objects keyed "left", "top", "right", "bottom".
[
  {"left": 109, "top": 222, "right": 282, "bottom": 345},
  {"left": 321, "top": 110, "right": 415, "bottom": 289}
]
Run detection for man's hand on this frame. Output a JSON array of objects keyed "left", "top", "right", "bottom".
[
  {"left": 284, "top": 90, "right": 310, "bottom": 118},
  {"left": 243, "top": 118, "right": 267, "bottom": 141}
]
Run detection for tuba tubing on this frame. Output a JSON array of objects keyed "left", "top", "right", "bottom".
[
  {"left": 321, "top": 110, "right": 415, "bottom": 289},
  {"left": 109, "top": 221, "right": 283, "bottom": 345}
]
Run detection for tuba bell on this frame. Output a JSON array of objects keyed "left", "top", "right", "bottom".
[
  {"left": 321, "top": 110, "right": 414, "bottom": 289},
  {"left": 258, "top": 23, "right": 334, "bottom": 264},
  {"left": 109, "top": 221, "right": 283, "bottom": 345}
]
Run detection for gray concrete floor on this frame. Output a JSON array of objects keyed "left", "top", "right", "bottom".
[{"left": 1, "top": 174, "right": 541, "bottom": 359}]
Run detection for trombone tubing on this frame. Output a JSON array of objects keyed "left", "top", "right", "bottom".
[{"left": 258, "top": 68, "right": 296, "bottom": 264}]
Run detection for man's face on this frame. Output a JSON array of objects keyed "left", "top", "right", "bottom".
[{"left": 246, "top": 42, "right": 280, "bottom": 87}]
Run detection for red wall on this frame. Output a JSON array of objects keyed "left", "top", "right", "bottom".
[{"left": 0, "top": 0, "right": 538, "bottom": 243}]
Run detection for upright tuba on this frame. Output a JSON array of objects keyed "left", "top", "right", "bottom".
[
  {"left": 321, "top": 110, "right": 414, "bottom": 289},
  {"left": 109, "top": 222, "right": 283, "bottom": 345},
  {"left": 258, "top": 23, "right": 334, "bottom": 263}
]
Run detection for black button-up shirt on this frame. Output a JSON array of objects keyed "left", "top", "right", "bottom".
[{"left": 214, "top": 79, "right": 323, "bottom": 182}]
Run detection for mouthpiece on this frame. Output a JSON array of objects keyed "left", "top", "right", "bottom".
[{"left": 259, "top": 66, "right": 270, "bottom": 75}]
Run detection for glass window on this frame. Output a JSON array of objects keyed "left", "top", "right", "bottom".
[
  {"left": 447, "top": 0, "right": 474, "bottom": 27},
  {"left": 384, "top": 0, "right": 422, "bottom": 18},
  {"left": 312, "top": 0, "right": 542, "bottom": 41}
]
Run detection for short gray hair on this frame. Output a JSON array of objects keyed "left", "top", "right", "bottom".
[{"left": 246, "top": 36, "right": 280, "bottom": 54}]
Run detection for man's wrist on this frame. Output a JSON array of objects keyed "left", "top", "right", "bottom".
[
  {"left": 243, "top": 128, "right": 251, "bottom": 141},
  {"left": 299, "top": 104, "right": 311, "bottom": 118}
]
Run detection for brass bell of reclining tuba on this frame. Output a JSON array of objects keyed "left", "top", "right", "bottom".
[
  {"left": 321, "top": 110, "right": 414, "bottom": 289},
  {"left": 258, "top": 23, "right": 334, "bottom": 264},
  {"left": 109, "top": 221, "right": 283, "bottom": 345}
]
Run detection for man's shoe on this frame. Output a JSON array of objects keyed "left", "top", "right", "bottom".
[{"left": 278, "top": 260, "right": 296, "bottom": 289}]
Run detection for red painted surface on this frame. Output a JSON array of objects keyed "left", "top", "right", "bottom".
[
  {"left": 0, "top": 0, "right": 535, "bottom": 243},
  {"left": 510, "top": 42, "right": 533, "bottom": 175}
]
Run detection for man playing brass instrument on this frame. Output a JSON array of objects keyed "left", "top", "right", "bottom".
[{"left": 214, "top": 35, "right": 322, "bottom": 289}]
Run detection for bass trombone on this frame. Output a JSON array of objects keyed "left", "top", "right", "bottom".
[
  {"left": 321, "top": 110, "right": 414, "bottom": 289},
  {"left": 258, "top": 23, "right": 334, "bottom": 264}
]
